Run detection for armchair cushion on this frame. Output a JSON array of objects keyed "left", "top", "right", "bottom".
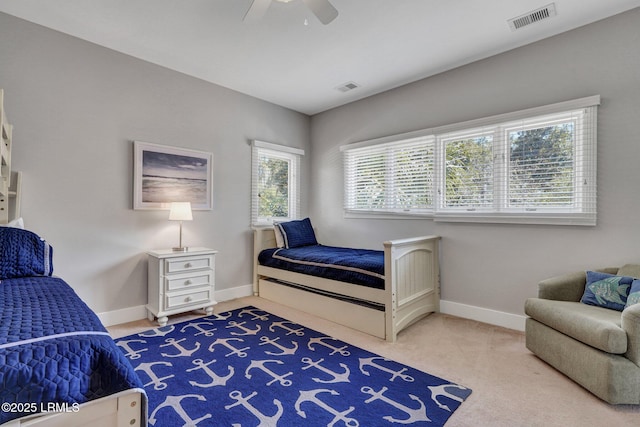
[
  {"left": 525, "top": 298, "right": 626, "bottom": 354},
  {"left": 537, "top": 268, "right": 618, "bottom": 302},
  {"left": 617, "top": 263, "right": 640, "bottom": 279}
]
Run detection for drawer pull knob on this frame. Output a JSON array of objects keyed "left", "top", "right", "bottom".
[
  {"left": 185, "top": 296, "right": 192, "bottom": 303},
  {"left": 184, "top": 263, "right": 192, "bottom": 268},
  {"left": 184, "top": 280, "right": 192, "bottom": 286}
]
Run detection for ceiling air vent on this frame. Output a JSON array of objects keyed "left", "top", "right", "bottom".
[
  {"left": 508, "top": 3, "right": 557, "bottom": 31},
  {"left": 335, "top": 81, "right": 360, "bottom": 93}
]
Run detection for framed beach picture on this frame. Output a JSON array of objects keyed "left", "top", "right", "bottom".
[{"left": 133, "top": 141, "right": 213, "bottom": 210}]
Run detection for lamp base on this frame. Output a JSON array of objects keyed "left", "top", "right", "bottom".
[{"left": 172, "top": 246, "right": 189, "bottom": 252}]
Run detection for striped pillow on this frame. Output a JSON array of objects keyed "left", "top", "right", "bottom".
[{"left": 276, "top": 218, "right": 318, "bottom": 248}]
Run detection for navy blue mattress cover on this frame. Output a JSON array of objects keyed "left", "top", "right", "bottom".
[
  {"left": 258, "top": 245, "right": 385, "bottom": 289},
  {"left": 0, "top": 276, "right": 144, "bottom": 424}
]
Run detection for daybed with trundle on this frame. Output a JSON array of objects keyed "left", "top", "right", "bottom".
[{"left": 253, "top": 218, "right": 440, "bottom": 342}]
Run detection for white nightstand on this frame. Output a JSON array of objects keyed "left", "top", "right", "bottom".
[{"left": 146, "top": 247, "right": 217, "bottom": 326}]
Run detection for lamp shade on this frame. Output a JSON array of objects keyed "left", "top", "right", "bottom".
[{"left": 168, "top": 202, "right": 193, "bottom": 221}]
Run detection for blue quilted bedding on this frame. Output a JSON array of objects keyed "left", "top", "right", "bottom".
[
  {"left": 0, "top": 227, "right": 53, "bottom": 279},
  {"left": 258, "top": 245, "right": 385, "bottom": 289},
  {"left": 0, "top": 276, "right": 144, "bottom": 425}
]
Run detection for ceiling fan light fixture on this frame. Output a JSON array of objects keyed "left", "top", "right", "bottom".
[{"left": 244, "top": 0, "right": 338, "bottom": 25}]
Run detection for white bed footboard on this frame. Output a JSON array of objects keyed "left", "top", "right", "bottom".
[
  {"left": 4, "top": 390, "right": 146, "bottom": 427},
  {"left": 253, "top": 227, "right": 440, "bottom": 342},
  {"left": 384, "top": 236, "right": 440, "bottom": 342}
]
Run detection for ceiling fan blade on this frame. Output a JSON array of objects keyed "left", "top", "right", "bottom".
[
  {"left": 243, "top": 0, "right": 272, "bottom": 23},
  {"left": 302, "top": 0, "right": 339, "bottom": 25}
]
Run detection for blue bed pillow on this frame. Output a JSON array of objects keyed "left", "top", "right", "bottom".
[
  {"left": 276, "top": 218, "right": 318, "bottom": 248},
  {"left": 0, "top": 227, "right": 54, "bottom": 279},
  {"left": 580, "top": 271, "right": 632, "bottom": 311},
  {"left": 625, "top": 279, "right": 640, "bottom": 310}
]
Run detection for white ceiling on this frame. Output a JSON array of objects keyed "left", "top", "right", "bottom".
[{"left": 1, "top": 0, "right": 639, "bottom": 115}]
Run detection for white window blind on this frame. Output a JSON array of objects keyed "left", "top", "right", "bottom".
[
  {"left": 342, "top": 95, "right": 599, "bottom": 225},
  {"left": 343, "top": 135, "right": 434, "bottom": 215},
  {"left": 441, "top": 128, "right": 495, "bottom": 209},
  {"left": 506, "top": 110, "right": 592, "bottom": 211},
  {"left": 251, "top": 140, "right": 303, "bottom": 226},
  {"left": 435, "top": 105, "right": 597, "bottom": 225}
]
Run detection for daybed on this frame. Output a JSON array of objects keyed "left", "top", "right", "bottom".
[
  {"left": 525, "top": 266, "right": 640, "bottom": 404},
  {"left": 0, "top": 226, "right": 146, "bottom": 426},
  {"left": 253, "top": 218, "right": 440, "bottom": 342}
]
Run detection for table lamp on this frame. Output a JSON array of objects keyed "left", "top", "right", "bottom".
[{"left": 169, "top": 202, "right": 192, "bottom": 252}]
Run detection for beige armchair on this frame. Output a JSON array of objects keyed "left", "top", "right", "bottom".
[{"left": 524, "top": 266, "right": 640, "bottom": 404}]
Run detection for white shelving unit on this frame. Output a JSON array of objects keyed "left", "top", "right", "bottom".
[{"left": 1, "top": 89, "right": 14, "bottom": 224}]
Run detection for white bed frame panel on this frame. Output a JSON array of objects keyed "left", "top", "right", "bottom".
[
  {"left": 259, "top": 278, "right": 387, "bottom": 338},
  {"left": 253, "top": 227, "right": 440, "bottom": 342},
  {"left": 4, "top": 390, "right": 145, "bottom": 427}
]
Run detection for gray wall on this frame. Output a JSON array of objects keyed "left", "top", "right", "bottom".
[
  {"left": 2, "top": 7, "right": 639, "bottom": 324},
  {"left": 309, "top": 8, "right": 640, "bottom": 318},
  {"left": 0, "top": 12, "right": 310, "bottom": 315}
]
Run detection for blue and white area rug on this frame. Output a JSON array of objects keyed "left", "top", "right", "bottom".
[{"left": 116, "top": 306, "right": 471, "bottom": 426}]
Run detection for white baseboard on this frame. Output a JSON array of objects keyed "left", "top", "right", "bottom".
[
  {"left": 98, "top": 284, "right": 255, "bottom": 327},
  {"left": 215, "top": 283, "right": 254, "bottom": 302},
  {"left": 98, "top": 305, "right": 148, "bottom": 327},
  {"left": 439, "top": 300, "right": 526, "bottom": 331}
]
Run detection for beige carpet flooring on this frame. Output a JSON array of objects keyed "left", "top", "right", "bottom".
[{"left": 107, "top": 296, "right": 640, "bottom": 427}]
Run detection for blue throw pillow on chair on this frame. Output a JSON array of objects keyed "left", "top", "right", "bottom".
[
  {"left": 581, "top": 271, "right": 633, "bottom": 311},
  {"left": 625, "top": 279, "right": 640, "bottom": 310},
  {"left": 276, "top": 218, "right": 318, "bottom": 248}
]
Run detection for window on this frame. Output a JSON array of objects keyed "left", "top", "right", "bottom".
[
  {"left": 507, "top": 115, "right": 578, "bottom": 209},
  {"left": 343, "top": 136, "right": 434, "bottom": 215},
  {"left": 251, "top": 140, "right": 303, "bottom": 226},
  {"left": 442, "top": 130, "right": 494, "bottom": 209},
  {"left": 342, "top": 96, "right": 599, "bottom": 225}
]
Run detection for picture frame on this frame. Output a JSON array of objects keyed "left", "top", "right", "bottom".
[{"left": 133, "top": 141, "right": 213, "bottom": 210}]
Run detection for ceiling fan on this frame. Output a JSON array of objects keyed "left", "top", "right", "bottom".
[{"left": 244, "top": 0, "right": 339, "bottom": 25}]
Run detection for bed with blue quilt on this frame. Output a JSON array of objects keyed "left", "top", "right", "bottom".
[
  {"left": 253, "top": 218, "right": 441, "bottom": 342},
  {"left": 258, "top": 245, "right": 386, "bottom": 290},
  {"left": 0, "top": 227, "right": 146, "bottom": 427}
]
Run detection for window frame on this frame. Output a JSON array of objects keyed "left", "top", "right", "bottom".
[
  {"left": 342, "top": 133, "right": 435, "bottom": 218},
  {"left": 440, "top": 127, "right": 496, "bottom": 212},
  {"left": 341, "top": 95, "right": 599, "bottom": 226},
  {"left": 251, "top": 140, "right": 304, "bottom": 227}
]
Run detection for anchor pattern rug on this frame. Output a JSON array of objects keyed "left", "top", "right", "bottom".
[{"left": 115, "top": 306, "right": 471, "bottom": 426}]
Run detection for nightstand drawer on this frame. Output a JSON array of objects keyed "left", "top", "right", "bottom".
[
  {"left": 166, "top": 289, "right": 212, "bottom": 309},
  {"left": 165, "top": 255, "right": 213, "bottom": 274},
  {"left": 165, "top": 271, "right": 212, "bottom": 291}
]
